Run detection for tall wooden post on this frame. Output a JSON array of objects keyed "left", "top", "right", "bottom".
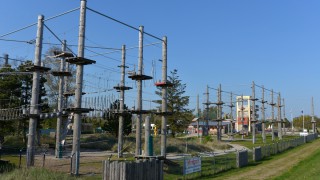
[
  {"left": 135, "top": 26, "right": 144, "bottom": 156},
  {"left": 261, "top": 86, "right": 266, "bottom": 143},
  {"left": 27, "top": 15, "right": 44, "bottom": 167},
  {"left": 277, "top": 93, "right": 282, "bottom": 140},
  {"left": 251, "top": 81, "right": 257, "bottom": 144},
  {"left": 55, "top": 40, "right": 66, "bottom": 158},
  {"left": 72, "top": 0, "right": 87, "bottom": 175},
  {"left": 160, "top": 36, "right": 168, "bottom": 157}
]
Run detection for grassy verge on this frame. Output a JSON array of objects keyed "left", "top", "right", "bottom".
[
  {"left": 0, "top": 168, "right": 77, "bottom": 180},
  {"left": 273, "top": 143, "right": 320, "bottom": 180}
]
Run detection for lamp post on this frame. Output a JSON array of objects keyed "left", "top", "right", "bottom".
[{"left": 302, "top": 110, "right": 304, "bottom": 131}]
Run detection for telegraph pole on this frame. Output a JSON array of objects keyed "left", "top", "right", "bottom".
[
  {"left": 27, "top": 15, "right": 44, "bottom": 167},
  {"left": 261, "top": 86, "right": 266, "bottom": 143},
  {"left": 251, "top": 81, "right": 257, "bottom": 144},
  {"left": 277, "top": 93, "right": 282, "bottom": 140},
  {"left": 270, "top": 90, "right": 275, "bottom": 141},
  {"left": 55, "top": 40, "right": 66, "bottom": 158}
]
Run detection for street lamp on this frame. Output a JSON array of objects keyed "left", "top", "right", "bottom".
[{"left": 302, "top": 110, "right": 305, "bottom": 131}]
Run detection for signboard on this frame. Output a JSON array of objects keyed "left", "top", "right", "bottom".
[{"left": 183, "top": 157, "right": 201, "bottom": 175}]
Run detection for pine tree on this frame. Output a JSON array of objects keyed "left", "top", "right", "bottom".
[
  {"left": 102, "top": 100, "right": 132, "bottom": 137},
  {"left": 155, "top": 69, "right": 193, "bottom": 137}
]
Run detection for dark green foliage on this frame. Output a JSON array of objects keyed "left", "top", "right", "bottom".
[
  {"left": 0, "top": 60, "right": 49, "bottom": 146},
  {"left": 155, "top": 69, "right": 193, "bottom": 136},
  {"left": 293, "top": 115, "right": 320, "bottom": 131},
  {"left": 102, "top": 99, "right": 132, "bottom": 137}
]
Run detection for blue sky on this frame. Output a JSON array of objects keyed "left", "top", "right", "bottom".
[{"left": 1, "top": 0, "right": 320, "bottom": 119}]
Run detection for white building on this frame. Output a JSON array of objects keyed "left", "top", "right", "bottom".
[{"left": 236, "top": 96, "right": 252, "bottom": 133}]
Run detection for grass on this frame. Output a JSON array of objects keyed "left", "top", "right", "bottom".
[
  {"left": 273, "top": 143, "right": 320, "bottom": 180},
  {"left": 231, "top": 134, "right": 298, "bottom": 149},
  {"left": 0, "top": 168, "right": 78, "bottom": 180},
  {"left": 1, "top": 133, "right": 312, "bottom": 180},
  {"left": 164, "top": 153, "right": 237, "bottom": 180}
]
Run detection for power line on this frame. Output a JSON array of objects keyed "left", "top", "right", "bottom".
[
  {"left": 0, "top": 7, "right": 80, "bottom": 38},
  {"left": 44, "top": 24, "right": 77, "bottom": 56},
  {"left": 86, "top": 7, "right": 163, "bottom": 42}
]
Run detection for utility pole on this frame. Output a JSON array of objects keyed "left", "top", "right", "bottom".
[
  {"left": 114, "top": 45, "right": 131, "bottom": 158},
  {"left": 160, "top": 36, "right": 168, "bottom": 158},
  {"left": 55, "top": 40, "right": 66, "bottom": 158},
  {"left": 27, "top": 15, "right": 44, "bottom": 167},
  {"left": 261, "top": 86, "right": 266, "bottom": 143},
  {"left": 277, "top": 93, "right": 282, "bottom": 140},
  {"left": 311, "top": 97, "right": 316, "bottom": 134},
  {"left": 251, "top": 81, "right": 257, "bottom": 144},
  {"left": 270, "top": 90, "right": 275, "bottom": 141}
]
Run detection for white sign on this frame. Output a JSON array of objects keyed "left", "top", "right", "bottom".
[{"left": 183, "top": 157, "right": 201, "bottom": 175}]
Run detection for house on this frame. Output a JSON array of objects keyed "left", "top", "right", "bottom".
[{"left": 188, "top": 118, "right": 235, "bottom": 135}]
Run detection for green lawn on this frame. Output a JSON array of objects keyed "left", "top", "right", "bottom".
[{"left": 273, "top": 144, "right": 320, "bottom": 180}]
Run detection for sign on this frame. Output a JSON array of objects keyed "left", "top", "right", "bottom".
[{"left": 183, "top": 157, "right": 201, "bottom": 175}]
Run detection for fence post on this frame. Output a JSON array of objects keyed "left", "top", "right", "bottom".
[
  {"left": 70, "top": 153, "right": 75, "bottom": 175},
  {"left": 42, "top": 152, "right": 46, "bottom": 167},
  {"left": 19, "top": 149, "right": 22, "bottom": 168}
]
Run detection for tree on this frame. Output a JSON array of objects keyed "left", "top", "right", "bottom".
[
  {"left": 102, "top": 100, "right": 132, "bottom": 137},
  {"left": 293, "top": 115, "right": 320, "bottom": 131},
  {"left": 43, "top": 46, "right": 76, "bottom": 108},
  {"left": 155, "top": 69, "right": 193, "bottom": 137},
  {"left": 18, "top": 61, "right": 49, "bottom": 145},
  {"left": 0, "top": 64, "right": 21, "bottom": 142}
]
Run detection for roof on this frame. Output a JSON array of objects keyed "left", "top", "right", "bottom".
[{"left": 190, "top": 120, "right": 231, "bottom": 126}]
